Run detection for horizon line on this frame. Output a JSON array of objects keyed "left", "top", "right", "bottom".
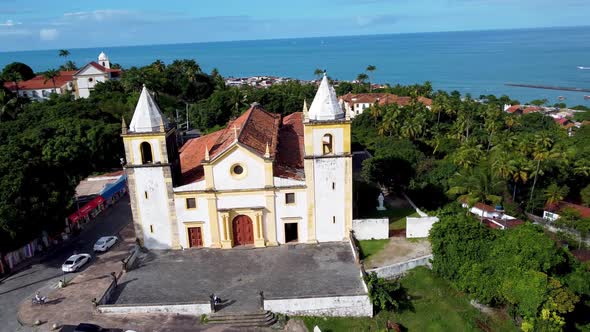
[{"left": 2, "top": 24, "right": 589, "bottom": 54}]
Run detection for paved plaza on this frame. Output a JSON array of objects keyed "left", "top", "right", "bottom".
[{"left": 112, "top": 242, "right": 366, "bottom": 311}]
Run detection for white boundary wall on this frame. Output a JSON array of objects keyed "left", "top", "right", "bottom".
[
  {"left": 264, "top": 295, "right": 372, "bottom": 317},
  {"left": 367, "top": 255, "right": 433, "bottom": 279},
  {"left": 352, "top": 218, "right": 389, "bottom": 240},
  {"left": 406, "top": 217, "right": 439, "bottom": 238},
  {"left": 98, "top": 302, "right": 211, "bottom": 315}
]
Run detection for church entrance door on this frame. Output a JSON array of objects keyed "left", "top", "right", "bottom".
[
  {"left": 188, "top": 227, "right": 203, "bottom": 248},
  {"left": 232, "top": 215, "right": 254, "bottom": 246}
]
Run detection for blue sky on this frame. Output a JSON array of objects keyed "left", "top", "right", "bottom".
[{"left": 0, "top": 0, "right": 587, "bottom": 51}]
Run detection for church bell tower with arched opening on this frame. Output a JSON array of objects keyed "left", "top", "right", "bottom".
[
  {"left": 122, "top": 85, "right": 181, "bottom": 249},
  {"left": 303, "top": 73, "right": 353, "bottom": 242}
]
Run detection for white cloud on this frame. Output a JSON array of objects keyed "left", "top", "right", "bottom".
[
  {"left": 63, "top": 9, "right": 131, "bottom": 21},
  {"left": 39, "top": 28, "right": 59, "bottom": 41},
  {"left": 0, "top": 19, "right": 22, "bottom": 26}
]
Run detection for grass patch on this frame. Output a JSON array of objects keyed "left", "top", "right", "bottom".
[
  {"left": 361, "top": 206, "right": 419, "bottom": 231},
  {"left": 299, "top": 267, "right": 516, "bottom": 332},
  {"left": 358, "top": 239, "right": 389, "bottom": 260}
]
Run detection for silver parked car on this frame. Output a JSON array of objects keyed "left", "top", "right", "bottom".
[
  {"left": 93, "top": 236, "right": 118, "bottom": 252},
  {"left": 61, "top": 253, "right": 91, "bottom": 272}
]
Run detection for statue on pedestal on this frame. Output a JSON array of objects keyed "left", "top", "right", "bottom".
[{"left": 377, "top": 193, "right": 386, "bottom": 211}]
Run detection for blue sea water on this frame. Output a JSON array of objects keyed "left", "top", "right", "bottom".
[{"left": 1, "top": 26, "right": 590, "bottom": 106}]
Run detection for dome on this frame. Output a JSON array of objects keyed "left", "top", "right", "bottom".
[{"left": 98, "top": 51, "right": 108, "bottom": 61}]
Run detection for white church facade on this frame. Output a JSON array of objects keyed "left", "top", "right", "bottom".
[
  {"left": 122, "top": 74, "right": 353, "bottom": 249},
  {"left": 73, "top": 52, "right": 121, "bottom": 99}
]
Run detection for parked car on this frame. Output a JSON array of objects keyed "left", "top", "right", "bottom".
[
  {"left": 61, "top": 253, "right": 91, "bottom": 272},
  {"left": 93, "top": 236, "right": 118, "bottom": 252}
]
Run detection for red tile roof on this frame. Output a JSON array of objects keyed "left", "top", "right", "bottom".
[
  {"left": 523, "top": 106, "right": 541, "bottom": 114},
  {"left": 474, "top": 202, "right": 497, "bottom": 213},
  {"left": 4, "top": 70, "right": 76, "bottom": 91},
  {"left": 506, "top": 105, "right": 523, "bottom": 114},
  {"left": 340, "top": 93, "right": 432, "bottom": 108},
  {"left": 274, "top": 112, "right": 305, "bottom": 180},
  {"left": 546, "top": 201, "right": 590, "bottom": 218},
  {"left": 208, "top": 104, "right": 281, "bottom": 160},
  {"left": 179, "top": 104, "right": 303, "bottom": 185},
  {"left": 483, "top": 218, "right": 524, "bottom": 230}
]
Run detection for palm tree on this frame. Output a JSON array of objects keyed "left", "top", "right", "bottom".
[
  {"left": 431, "top": 94, "right": 449, "bottom": 124},
  {"left": 366, "top": 65, "right": 376, "bottom": 91},
  {"left": 58, "top": 49, "right": 70, "bottom": 59},
  {"left": 356, "top": 73, "right": 368, "bottom": 85},
  {"left": 4, "top": 71, "right": 22, "bottom": 96},
  {"left": 42, "top": 69, "right": 60, "bottom": 93},
  {"left": 448, "top": 166, "right": 505, "bottom": 220},
  {"left": 151, "top": 59, "right": 166, "bottom": 73},
  {"left": 60, "top": 60, "right": 77, "bottom": 71},
  {"left": 544, "top": 183, "right": 569, "bottom": 209},
  {"left": 527, "top": 135, "right": 561, "bottom": 211},
  {"left": 313, "top": 68, "right": 324, "bottom": 79},
  {"left": 0, "top": 89, "right": 17, "bottom": 122}
]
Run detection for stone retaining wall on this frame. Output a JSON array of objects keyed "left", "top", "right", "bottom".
[
  {"left": 98, "top": 302, "right": 211, "bottom": 315},
  {"left": 367, "top": 254, "right": 433, "bottom": 279},
  {"left": 264, "top": 294, "right": 372, "bottom": 317},
  {"left": 96, "top": 278, "right": 117, "bottom": 305}
]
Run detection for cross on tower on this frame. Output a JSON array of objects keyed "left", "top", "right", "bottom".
[{"left": 232, "top": 125, "right": 241, "bottom": 140}]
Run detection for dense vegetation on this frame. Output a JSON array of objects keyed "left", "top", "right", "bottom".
[{"left": 430, "top": 206, "right": 590, "bottom": 331}]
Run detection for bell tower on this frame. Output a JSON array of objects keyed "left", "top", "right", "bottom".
[
  {"left": 303, "top": 73, "right": 353, "bottom": 242},
  {"left": 98, "top": 51, "right": 110, "bottom": 69},
  {"left": 122, "top": 85, "right": 181, "bottom": 249}
]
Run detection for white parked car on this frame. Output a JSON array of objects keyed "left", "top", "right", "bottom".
[
  {"left": 93, "top": 236, "right": 118, "bottom": 252},
  {"left": 61, "top": 253, "right": 91, "bottom": 272}
]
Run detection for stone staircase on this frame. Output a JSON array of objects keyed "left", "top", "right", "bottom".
[{"left": 208, "top": 310, "right": 277, "bottom": 327}]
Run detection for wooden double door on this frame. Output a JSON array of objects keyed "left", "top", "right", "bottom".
[
  {"left": 188, "top": 227, "right": 203, "bottom": 248},
  {"left": 232, "top": 215, "right": 254, "bottom": 246}
]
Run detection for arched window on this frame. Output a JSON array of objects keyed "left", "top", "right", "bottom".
[
  {"left": 322, "top": 134, "right": 333, "bottom": 155},
  {"left": 140, "top": 142, "right": 153, "bottom": 164}
]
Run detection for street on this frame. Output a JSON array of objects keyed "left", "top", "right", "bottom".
[{"left": 0, "top": 196, "right": 132, "bottom": 332}]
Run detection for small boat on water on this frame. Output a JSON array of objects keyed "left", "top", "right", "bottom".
[
  {"left": 584, "top": 95, "right": 590, "bottom": 100},
  {"left": 577, "top": 66, "right": 590, "bottom": 70},
  {"left": 558, "top": 96, "right": 566, "bottom": 101}
]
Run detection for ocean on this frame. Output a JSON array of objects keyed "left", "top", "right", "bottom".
[{"left": 1, "top": 26, "right": 590, "bottom": 106}]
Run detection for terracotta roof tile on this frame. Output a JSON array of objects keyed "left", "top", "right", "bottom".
[
  {"left": 274, "top": 112, "right": 305, "bottom": 180},
  {"left": 474, "top": 202, "right": 497, "bottom": 213},
  {"left": 546, "top": 201, "right": 590, "bottom": 218},
  {"left": 179, "top": 130, "right": 224, "bottom": 184},
  {"left": 506, "top": 105, "right": 523, "bottom": 114},
  {"left": 4, "top": 71, "right": 76, "bottom": 91},
  {"left": 340, "top": 93, "right": 432, "bottom": 108}
]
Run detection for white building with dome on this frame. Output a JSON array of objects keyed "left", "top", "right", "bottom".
[
  {"left": 122, "top": 74, "right": 353, "bottom": 250},
  {"left": 73, "top": 51, "right": 121, "bottom": 98}
]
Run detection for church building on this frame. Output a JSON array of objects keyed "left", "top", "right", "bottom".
[
  {"left": 122, "top": 74, "right": 353, "bottom": 249},
  {"left": 73, "top": 52, "right": 121, "bottom": 98}
]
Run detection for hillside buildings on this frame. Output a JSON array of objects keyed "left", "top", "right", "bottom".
[
  {"left": 122, "top": 74, "right": 353, "bottom": 249},
  {"left": 3, "top": 52, "right": 120, "bottom": 101},
  {"left": 339, "top": 93, "right": 432, "bottom": 118}
]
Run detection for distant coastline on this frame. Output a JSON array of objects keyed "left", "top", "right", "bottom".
[
  {"left": 506, "top": 83, "right": 590, "bottom": 93},
  {"left": 2, "top": 25, "right": 589, "bottom": 105}
]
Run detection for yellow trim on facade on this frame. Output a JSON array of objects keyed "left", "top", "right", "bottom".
[
  {"left": 206, "top": 196, "right": 221, "bottom": 248},
  {"left": 264, "top": 160, "right": 274, "bottom": 187},
  {"left": 230, "top": 163, "right": 248, "bottom": 180},
  {"left": 345, "top": 157, "right": 353, "bottom": 237},
  {"left": 204, "top": 164, "right": 214, "bottom": 190},
  {"left": 304, "top": 159, "right": 317, "bottom": 243},
  {"left": 264, "top": 193, "right": 278, "bottom": 246}
]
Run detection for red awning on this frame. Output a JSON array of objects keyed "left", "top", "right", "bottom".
[
  {"left": 68, "top": 211, "right": 82, "bottom": 223},
  {"left": 69, "top": 196, "right": 105, "bottom": 223}
]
